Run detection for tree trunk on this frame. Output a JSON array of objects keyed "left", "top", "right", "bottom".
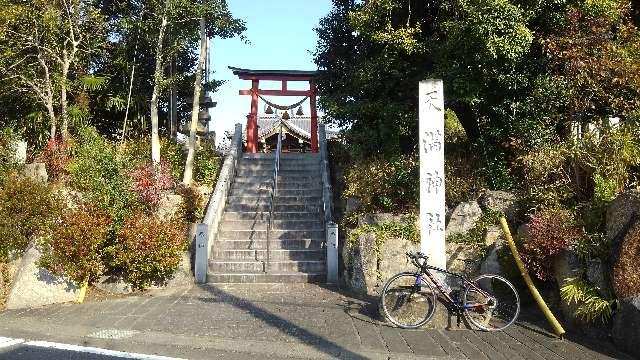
[
  {"left": 150, "top": 0, "right": 171, "bottom": 164},
  {"left": 38, "top": 56, "right": 57, "bottom": 140},
  {"left": 169, "top": 59, "right": 178, "bottom": 140},
  {"left": 47, "top": 104, "right": 57, "bottom": 140},
  {"left": 450, "top": 102, "right": 480, "bottom": 141},
  {"left": 60, "top": 52, "right": 70, "bottom": 139},
  {"left": 122, "top": 62, "right": 136, "bottom": 143},
  {"left": 183, "top": 18, "right": 207, "bottom": 185}
]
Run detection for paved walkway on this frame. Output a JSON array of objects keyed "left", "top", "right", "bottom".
[{"left": 0, "top": 284, "right": 632, "bottom": 359}]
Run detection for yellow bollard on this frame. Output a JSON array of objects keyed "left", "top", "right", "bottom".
[
  {"left": 77, "top": 279, "right": 88, "bottom": 304},
  {"left": 499, "top": 217, "right": 566, "bottom": 338}
]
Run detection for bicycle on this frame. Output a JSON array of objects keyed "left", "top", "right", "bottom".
[{"left": 380, "top": 252, "right": 520, "bottom": 331}]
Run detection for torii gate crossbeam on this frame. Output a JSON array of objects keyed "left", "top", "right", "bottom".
[{"left": 230, "top": 67, "right": 319, "bottom": 153}]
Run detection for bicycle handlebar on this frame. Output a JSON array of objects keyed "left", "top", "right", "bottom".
[{"left": 406, "top": 252, "right": 428, "bottom": 269}]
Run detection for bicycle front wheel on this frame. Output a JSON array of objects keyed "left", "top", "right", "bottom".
[
  {"left": 463, "top": 274, "right": 520, "bottom": 331},
  {"left": 380, "top": 272, "right": 437, "bottom": 329}
]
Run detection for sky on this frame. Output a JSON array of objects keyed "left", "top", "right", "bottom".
[{"left": 208, "top": 0, "right": 333, "bottom": 144}]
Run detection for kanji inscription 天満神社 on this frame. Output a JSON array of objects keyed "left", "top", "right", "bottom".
[{"left": 419, "top": 80, "right": 446, "bottom": 269}]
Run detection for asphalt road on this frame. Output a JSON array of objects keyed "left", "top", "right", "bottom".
[{"left": 0, "top": 284, "right": 634, "bottom": 360}]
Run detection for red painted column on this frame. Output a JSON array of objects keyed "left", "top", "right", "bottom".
[
  {"left": 310, "top": 81, "right": 318, "bottom": 152},
  {"left": 247, "top": 79, "right": 259, "bottom": 153}
]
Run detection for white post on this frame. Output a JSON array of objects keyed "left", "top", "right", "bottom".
[
  {"left": 326, "top": 222, "right": 338, "bottom": 284},
  {"left": 13, "top": 141, "right": 27, "bottom": 164},
  {"left": 419, "top": 80, "right": 446, "bottom": 269},
  {"left": 194, "top": 223, "right": 208, "bottom": 283}
]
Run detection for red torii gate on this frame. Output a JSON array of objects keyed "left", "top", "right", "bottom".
[{"left": 230, "top": 67, "right": 319, "bottom": 153}]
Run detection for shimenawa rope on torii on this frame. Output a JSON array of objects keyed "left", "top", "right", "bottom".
[{"left": 257, "top": 93, "right": 309, "bottom": 111}]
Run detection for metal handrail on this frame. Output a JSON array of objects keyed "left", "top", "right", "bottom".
[
  {"left": 319, "top": 124, "right": 338, "bottom": 283},
  {"left": 265, "top": 123, "right": 283, "bottom": 273},
  {"left": 319, "top": 125, "right": 333, "bottom": 225}
]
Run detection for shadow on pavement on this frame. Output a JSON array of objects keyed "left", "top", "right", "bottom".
[
  {"left": 515, "top": 306, "right": 634, "bottom": 359},
  {"left": 321, "top": 284, "right": 634, "bottom": 360},
  {"left": 320, "top": 284, "right": 474, "bottom": 330},
  {"left": 196, "top": 284, "right": 369, "bottom": 360}
]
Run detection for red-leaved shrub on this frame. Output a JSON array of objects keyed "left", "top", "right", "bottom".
[
  {"left": 520, "top": 209, "right": 587, "bottom": 281},
  {"left": 38, "top": 138, "right": 73, "bottom": 181},
  {"left": 0, "top": 174, "right": 62, "bottom": 261},
  {"left": 39, "top": 203, "right": 111, "bottom": 285},
  {"left": 113, "top": 213, "right": 187, "bottom": 289},
  {"left": 128, "top": 161, "right": 174, "bottom": 211}
]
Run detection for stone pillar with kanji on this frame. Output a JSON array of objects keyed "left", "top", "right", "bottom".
[{"left": 419, "top": 79, "right": 446, "bottom": 269}]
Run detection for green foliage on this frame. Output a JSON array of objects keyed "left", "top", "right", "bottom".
[
  {"left": 176, "top": 185, "right": 205, "bottom": 224},
  {"left": 39, "top": 203, "right": 111, "bottom": 285},
  {"left": 592, "top": 174, "right": 618, "bottom": 209},
  {"left": 569, "top": 125, "right": 640, "bottom": 192},
  {"left": 163, "top": 139, "right": 186, "bottom": 180},
  {"left": 0, "top": 127, "right": 23, "bottom": 181},
  {"left": 315, "top": 0, "right": 640, "bottom": 218},
  {"left": 0, "top": 174, "right": 61, "bottom": 261},
  {"left": 120, "top": 137, "right": 186, "bottom": 180},
  {"left": 68, "top": 126, "right": 134, "bottom": 225},
  {"left": 517, "top": 143, "right": 573, "bottom": 210},
  {"left": 112, "top": 213, "right": 187, "bottom": 289},
  {"left": 444, "top": 152, "right": 486, "bottom": 207},
  {"left": 583, "top": 174, "right": 619, "bottom": 231},
  {"left": 560, "top": 277, "right": 617, "bottom": 323},
  {"left": 343, "top": 155, "right": 418, "bottom": 215},
  {"left": 0, "top": 0, "right": 245, "bottom": 142},
  {"left": 444, "top": 109, "right": 467, "bottom": 144},
  {"left": 476, "top": 137, "right": 516, "bottom": 191},
  {"left": 447, "top": 211, "right": 502, "bottom": 246},
  {"left": 194, "top": 142, "right": 221, "bottom": 186},
  {"left": 573, "top": 232, "right": 610, "bottom": 261},
  {"left": 544, "top": 3, "right": 640, "bottom": 122},
  {"left": 516, "top": 123, "right": 640, "bottom": 214},
  {"left": 444, "top": 111, "right": 485, "bottom": 206}
]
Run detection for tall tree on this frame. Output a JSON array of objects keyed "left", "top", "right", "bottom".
[
  {"left": 182, "top": 0, "right": 244, "bottom": 185},
  {"left": 0, "top": 0, "right": 106, "bottom": 139},
  {"left": 182, "top": 17, "right": 207, "bottom": 184},
  {"left": 149, "top": 0, "right": 171, "bottom": 164},
  {"left": 314, "top": 0, "right": 640, "bottom": 161}
]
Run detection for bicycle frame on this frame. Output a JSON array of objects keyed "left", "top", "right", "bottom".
[{"left": 417, "top": 264, "right": 493, "bottom": 311}]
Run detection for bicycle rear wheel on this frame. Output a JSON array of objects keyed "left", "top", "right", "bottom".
[
  {"left": 463, "top": 274, "right": 520, "bottom": 331},
  {"left": 380, "top": 272, "right": 437, "bottom": 329}
]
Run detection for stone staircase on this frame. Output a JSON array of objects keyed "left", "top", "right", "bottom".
[{"left": 207, "top": 152, "right": 326, "bottom": 283}]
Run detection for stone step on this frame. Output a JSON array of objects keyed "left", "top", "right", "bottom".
[
  {"left": 229, "top": 188, "right": 322, "bottom": 197},
  {"left": 218, "top": 229, "right": 325, "bottom": 240},
  {"left": 237, "top": 163, "right": 320, "bottom": 171},
  {"left": 242, "top": 153, "right": 320, "bottom": 160},
  {"left": 232, "top": 179, "right": 322, "bottom": 189},
  {"left": 225, "top": 203, "right": 322, "bottom": 213},
  {"left": 236, "top": 169, "right": 320, "bottom": 177},
  {"left": 222, "top": 211, "right": 321, "bottom": 221},
  {"left": 209, "top": 260, "right": 325, "bottom": 273},
  {"left": 226, "top": 195, "right": 322, "bottom": 206},
  {"left": 240, "top": 159, "right": 320, "bottom": 166},
  {"left": 207, "top": 272, "right": 325, "bottom": 284},
  {"left": 212, "top": 249, "right": 325, "bottom": 261},
  {"left": 215, "top": 239, "right": 325, "bottom": 250},
  {"left": 219, "top": 219, "right": 324, "bottom": 231}
]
